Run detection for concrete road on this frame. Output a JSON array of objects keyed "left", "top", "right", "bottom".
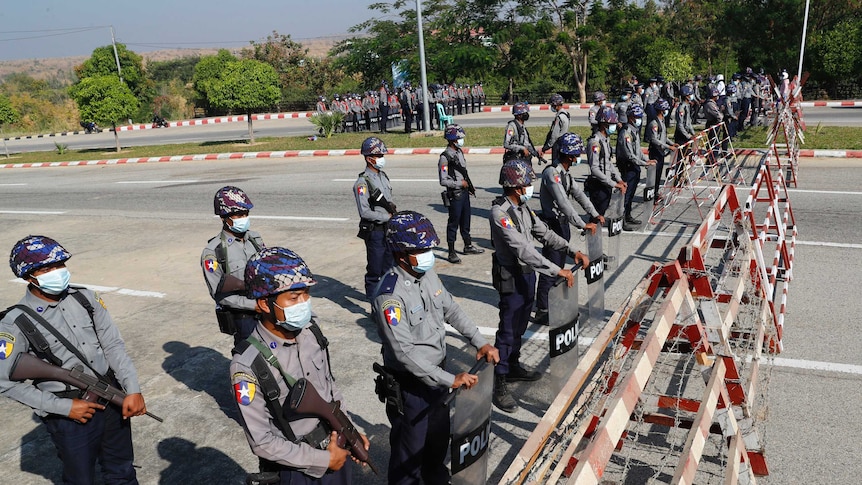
[
  {"left": 5, "top": 105, "right": 859, "bottom": 154},
  {"left": 0, "top": 154, "right": 860, "bottom": 483}
]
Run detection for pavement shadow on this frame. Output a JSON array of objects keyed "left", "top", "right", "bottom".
[
  {"left": 19, "top": 415, "right": 62, "bottom": 482},
  {"left": 346, "top": 411, "right": 391, "bottom": 483},
  {"left": 161, "top": 341, "right": 237, "bottom": 421},
  {"left": 157, "top": 437, "right": 247, "bottom": 483},
  {"left": 437, "top": 272, "right": 498, "bottom": 308},
  {"left": 313, "top": 273, "right": 380, "bottom": 345}
]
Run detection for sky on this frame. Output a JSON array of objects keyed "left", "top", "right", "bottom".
[{"left": 0, "top": 0, "right": 384, "bottom": 61}]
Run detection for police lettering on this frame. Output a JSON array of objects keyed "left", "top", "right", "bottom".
[
  {"left": 608, "top": 218, "right": 623, "bottom": 237},
  {"left": 549, "top": 318, "right": 579, "bottom": 358},
  {"left": 451, "top": 418, "right": 491, "bottom": 474},
  {"left": 586, "top": 257, "right": 604, "bottom": 284},
  {"left": 644, "top": 187, "right": 655, "bottom": 201}
]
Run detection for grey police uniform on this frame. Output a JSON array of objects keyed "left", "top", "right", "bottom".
[
  {"left": 674, "top": 102, "right": 694, "bottom": 145},
  {"left": 542, "top": 110, "right": 571, "bottom": 164},
  {"left": 372, "top": 265, "right": 487, "bottom": 484},
  {"left": 588, "top": 104, "right": 602, "bottom": 133},
  {"left": 0, "top": 288, "right": 141, "bottom": 417},
  {"left": 704, "top": 98, "right": 723, "bottom": 128},
  {"left": 584, "top": 132, "right": 622, "bottom": 216},
  {"left": 354, "top": 166, "right": 395, "bottom": 299},
  {"left": 503, "top": 119, "right": 539, "bottom": 164},
  {"left": 201, "top": 229, "right": 264, "bottom": 342},
  {"left": 540, "top": 163, "right": 598, "bottom": 231},
  {"left": 354, "top": 167, "right": 393, "bottom": 225},
  {"left": 647, "top": 117, "right": 674, "bottom": 196},
  {"left": 230, "top": 323, "right": 346, "bottom": 479}
]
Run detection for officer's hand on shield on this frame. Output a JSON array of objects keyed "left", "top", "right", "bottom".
[
  {"left": 573, "top": 251, "right": 590, "bottom": 269},
  {"left": 327, "top": 432, "right": 350, "bottom": 471},
  {"left": 557, "top": 268, "right": 575, "bottom": 288},
  {"left": 452, "top": 372, "right": 479, "bottom": 390},
  {"left": 476, "top": 344, "right": 500, "bottom": 364},
  {"left": 582, "top": 221, "right": 598, "bottom": 235},
  {"left": 647, "top": 159, "right": 657, "bottom": 166},
  {"left": 615, "top": 181, "right": 627, "bottom": 193},
  {"left": 596, "top": 214, "right": 606, "bottom": 226}
]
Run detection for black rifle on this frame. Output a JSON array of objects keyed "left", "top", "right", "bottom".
[{"left": 10, "top": 352, "right": 163, "bottom": 422}]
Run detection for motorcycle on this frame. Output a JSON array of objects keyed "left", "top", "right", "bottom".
[
  {"left": 152, "top": 115, "right": 169, "bottom": 128},
  {"left": 79, "top": 121, "right": 99, "bottom": 134}
]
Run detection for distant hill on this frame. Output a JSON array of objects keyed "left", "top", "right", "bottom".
[{"left": 0, "top": 35, "right": 349, "bottom": 81}]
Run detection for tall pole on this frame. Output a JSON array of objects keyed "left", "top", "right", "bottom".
[
  {"left": 797, "top": 0, "right": 810, "bottom": 80},
  {"left": 416, "top": 0, "right": 431, "bottom": 132},
  {"left": 110, "top": 26, "right": 124, "bottom": 84}
]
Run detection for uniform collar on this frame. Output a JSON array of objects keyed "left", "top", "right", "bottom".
[
  {"left": 256, "top": 321, "right": 299, "bottom": 347},
  {"left": 221, "top": 229, "right": 245, "bottom": 245},
  {"left": 393, "top": 264, "right": 424, "bottom": 286},
  {"left": 22, "top": 287, "right": 65, "bottom": 312}
]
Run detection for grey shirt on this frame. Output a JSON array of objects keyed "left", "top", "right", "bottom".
[
  {"left": 353, "top": 166, "right": 393, "bottom": 224},
  {"left": 540, "top": 163, "right": 598, "bottom": 229},
  {"left": 644, "top": 85, "right": 659, "bottom": 105},
  {"left": 503, "top": 119, "right": 538, "bottom": 161},
  {"left": 490, "top": 196, "right": 578, "bottom": 276},
  {"left": 647, "top": 117, "right": 673, "bottom": 153},
  {"left": 616, "top": 123, "right": 650, "bottom": 167},
  {"left": 372, "top": 266, "right": 487, "bottom": 389},
  {"left": 542, "top": 111, "right": 571, "bottom": 159},
  {"left": 230, "top": 322, "right": 344, "bottom": 478},
  {"left": 201, "top": 229, "right": 264, "bottom": 312},
  {"left": 704, "top": 99, "right": 723, "bottom": 127},
  {"left": 438, "top": 146, "right": 467, "bottom": 190},
  {"left": 586, "top": 133, "right": 622, "bottom": 188},
  {"left": 674, "top": 102, "right": 694, "bottom": 140},
  {"left": 0, "top": 287, "right": 141, "bottom": 417}
]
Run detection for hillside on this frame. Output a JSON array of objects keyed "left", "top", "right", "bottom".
[{"left": 0, "top": 35, "right": 347, "bottom": 81}]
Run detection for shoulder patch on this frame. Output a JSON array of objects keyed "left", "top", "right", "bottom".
[
  {"left": 0, "top": 332, "right": 15, "bottom": 360},
  {"left": 500, "top": 216, "right": 514, "bottom": 229},
  {"left": 204, "top": 259, "right": 218, "bottom": 273},
  {"left": 554, "top": 173, "right": 561, "bottom": 184},
  {"left": 381, "top": 299, "right": 404, "bottom": 326},
  {"left": 592, "top": 145, "right": 599, "bottom": 153},
  {"left": 234, "top": 378, "right": 256, "bottom": 406},
  {"left": 356, "top": 185, "right": 367, "bottom": 196},
  {"left": 441, "top": 165, "right": 448, "bottom": 173},
  {"left": 507, "top": 128, "right": 514, "bottom": 137}
]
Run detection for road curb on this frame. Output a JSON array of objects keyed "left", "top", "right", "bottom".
[{"left": 2, "top": 147, "right": 860, "bottom": 169}]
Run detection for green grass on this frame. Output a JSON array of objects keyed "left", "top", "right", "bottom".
[{"left": 4, "top": 124, "right": 859, "bottom": 165}]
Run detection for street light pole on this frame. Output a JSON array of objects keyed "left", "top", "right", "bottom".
[
  {"left": 797, "top": 0, "right": 810, "bottom": 80},
  {"left": 416, "top": 0, "right": 431, "bottom": 132}
]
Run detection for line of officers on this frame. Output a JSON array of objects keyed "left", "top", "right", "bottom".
[{"left": 318, "top": 81, "right": 487, "bottom": 135}]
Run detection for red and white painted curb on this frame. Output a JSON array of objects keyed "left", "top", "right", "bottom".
[{"left": 2, "top": 146, "right": 859, "bottom": 169}]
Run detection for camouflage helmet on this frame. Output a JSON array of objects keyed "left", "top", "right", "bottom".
[
  {"left": 10, "top": 235, "right": 71, "bottom": 278},
  {"left": 626, "top": 104, "right": 645, "bottom": 119},
  {"left": 709, "top": 87, "right": 720, "bottom": 98},
  {"left": 499, "top": 159, "right": 535, "bottom": 188},
  {"left": 592, "top": 91, "right": 606, "bottom": 103},
  {"left": 360, "top": 137, "right": 388, "bottom": 156},
  {"left": 595, "top": 106, "right": 618, "bottom": 124},
  {"left": 680, "top": 85, "right": 694, "bottom": 97},
  {"left": 385, "top": 211, "right": 440, "bottom": 252},
  {"left": 556, "top": 133, "right": 585, "bottom": 157},
  {"left": 726, "top": 84, "right": 738, "bottom": 95},
  {"left": 548, "top": 93, "right": 564, "bottom": 106},
  {"left": 654, "top": 98, "right": 671, "bottom": 111},
  {"left": 214, "top": 186, "right": 253, "bottom": 216},
  {"left": 443, "top": 124, "right": 466, "bottom": 141},
  {"left": 245, "top": 247, "right": 317, "bottom": 299},
  {"left": 512, "top": 102, "right": 530, "bottom": 116}
]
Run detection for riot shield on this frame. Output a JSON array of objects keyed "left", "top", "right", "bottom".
[
  {"left": 644, "top": 164, "right": 656, "bottom": 201},
  {"left": 450, "top": 360, "right": 493, "bottom": 484},
  {"left": 604, "top": 188, "right": 624, "bottom": 273},
  {"left": 548, "top": 267, "right": 580, "bottom": 397},
  {"left": 584, "top": 229, "right": 605, "bottom": 326}
]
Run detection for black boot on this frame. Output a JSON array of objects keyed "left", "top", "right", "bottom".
[
  {"left": 463, "top": 244, "right": 484, "bottom": 255},
  {"left": 507, "top": 362, "right": 542, "bottom": 382},
  {"left": 493, "top": 374, "right": 518, "bottom": 413},
  {"left": 447, "top": 244, "right": 462, "bottom": 264}
]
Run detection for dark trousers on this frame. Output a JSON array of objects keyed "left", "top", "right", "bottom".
[
  {"left": 495, "top": 271, "right": 537, "bottom": 376},
  {"left": 365, "top": 229, "right": 394, "bottom": 299},
  {"left": 403, "top": 111, "right": 413, "bottom": 133},
  {"left": 233, "top": 313, "right": 259, "bottom": 348},
  {"left": 272, "top": 463, "right": 351, "bottom": 484},
  {"left": 536, "top": 217, "right": 570, "bottom": 312},
  {"left": 739, "top": 98, "right": 751, "bottom": 129},
  {"left": 379, "top": 107, "right": 389, "bottom": 132},
  {"left": 621, "top": 166, "right": 642, "bottom": 217},
  {"left": 415, "top": 108, "right": 423, "bottom": 131},
  {"left": 386, "top": 381, "right": 450, "bottom": 485},
  {"left": 446, "top": 189, "right": 472, "bottom": 247},
  {"left": 42, "top": 403, "right": 137, "bottom": 485},
  {"left": 585, "top": 178, "right": 612, "bottom": 216},
  {"left": 649, "top": 147, "right": 666, "bottom": 196}
]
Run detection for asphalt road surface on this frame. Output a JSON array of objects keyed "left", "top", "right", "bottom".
[
  {"left": 5, "top": 105, "right": 860, "bottom": 154},
  {"left": 0, "top": 154, "right": 860, "bottom": 483}
]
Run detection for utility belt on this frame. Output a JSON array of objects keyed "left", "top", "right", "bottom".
[
  {"left": 373, "top": 360, "right": 445, "bottom": 415},
  {"left": 215, "top": 308, "right": 257, "bottom": 335},
  {"left": 441, "top": 187, "right": 465, "bottom": 208},
  {"left": 357, "top": 219, "right": 387, "bottom": 240},
  {"left": 492, "top": 256, "right": 532, "bottom": 295}
]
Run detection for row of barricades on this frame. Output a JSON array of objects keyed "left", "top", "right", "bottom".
[{"left": 498, "top": 88, "right": 802, "bottom": 480}]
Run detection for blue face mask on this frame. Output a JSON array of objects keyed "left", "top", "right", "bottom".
[
  {"left": 607, "top": 124, "right": 617, "bottom": 135},
  {"left": 635, "top": 118, "right": 643, "bottom": 127},
  {"left": 621, "top": 95, "right": 629, "bottom": 101},
  {"left": 373, "top": 156, "right": 386, "bottom": 169},
  {"left": 519, "top": 185, "right": 534, "bottom": 204},
  {"left": 411, "top": 250, "right": 436, "bottom": 273},
  {"left": 35, "top": 267, "right": 71, "bottom": 295},
  {"left": 229, "top": 216, "right": 250, "bottom": 234},
  {"left": 274, "top": 298, "right": 312, "bottom": 331}
]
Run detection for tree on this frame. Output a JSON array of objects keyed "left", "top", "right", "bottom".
[
  {"left": 208, "top": 60, "right": 281, "bottom": 143},
  {"left": 75, "top": 44, "right": 149, "bottom": 98},
  {"left": 192, "top": 49, "right": 237, "bottom": 113},
  {"left": 69, "top": 75, "right": 140, "bottom": 152},
  {"left": 0, "top": 94, "right": 20, "bottom": 158}
]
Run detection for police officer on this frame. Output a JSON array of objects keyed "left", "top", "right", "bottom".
[
  {"left": 354, "top": 137, "right": 396, "bottom": 299},
  {"left": 490, "top": 160, "right": 589, "bottom": 412},
  {"left": 614, "top": 87, "right": 632, "bottom": 130},
  {"left": 372, "top": 211, "right": 499, "bottom": 484},
  {"left": 0, "top": 235, "right": 148, "bottom": 484},
  {"left": 231, "top": 247, "right": 368, "bottom": 484},
  {"left": 674, "top": 85, "right": 696, "bottom": 152},
  {"left": 202, "top": 186, "right": 265, "bottom": 346},
  {"left": 541, "top": 93, "right": 570, "bottom": 165},
  {"left": 378, "top": 81, "right": 390, "bottom": 133},
  {"left": 438, "top": 124, "right": 484, "bottom": 264},
  {"left": 703, "top": 87, "right": 724, "bottom": 159},
  {"left": 646, "top": 98, "right": 679, "bottom": 200},
  {"left": 616, "top": 105, "right": 657, "bottom": 230},
  {"left": 588, "top": 91, "right": 606, "bottom": 134},
  {"left": 644, "top": 78, "right": 660, "bottom": 126},
  {"left": 503, "top": 102, "right": 541, "bottom": 165},
  {"left": 585, "top": 106, "right": 627, "bottom": 216},
  {"left": 400, "top": 84, "right": 414, "bottom": 134},
  {"left": 534, "top": 134, "right": 602, "bottom": 325}
]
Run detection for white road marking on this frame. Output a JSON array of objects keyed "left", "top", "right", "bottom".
[
  {"left": 0, "top": 210, "right": 66, "bottom": 215},
  {"left": 787, "top": 189, "right": 862, "bottom": 196},
  {"left": 116, "top": 180, "right": 199, "bottom": 184},
  {"left": 9, "top": 279, "right": 165, "bottom": 298},
  {"left": 331, "top": 178, "right": 438, "bottom": 182},
  {"left": 795, "top": 240, "right": 862, "bottom": 249},
  {"left": 252, "top": 215, "right": 350, "bottom": 222},
  {"left": 0, "top": 183, "right": 27, "bottom": 186}
]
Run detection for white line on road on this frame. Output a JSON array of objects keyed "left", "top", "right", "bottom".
[
  {"left": 0, "top": 210, "right": 66, "bottom": 215},
  {"left": 252, "top": 215, "right": 350, "bottom": 222},
  {"left": 795, "top": 240, "right": 862, "bottom": 249},
  {"left": 9, "top": 279, "right": 165, "bottom": 298},
  {"left": 331, "top": 178, "right": 438, "bottom": 182},
  {"left": 787, "top": 189, "right": 862, "bottom": 196},
  {"left": 116, "top": 180, "right": 199, "bottom": 184},
  {"left": 0, "top": 183, "right": 27, "bottom": 186}
]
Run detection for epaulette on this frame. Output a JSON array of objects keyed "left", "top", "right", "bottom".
[
  {"left": 492, "top": 195, "right": 508, "bottom": 207},
  {"left": 376, "top": 272, "right": 399, "bottom": 297},
  {"left": 207, "top": 234, "right": 219, "bottom": 244}
]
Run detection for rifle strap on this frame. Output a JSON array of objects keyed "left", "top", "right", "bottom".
[{"left": 247, "top": 349, "right": 298, "bottom": 443}]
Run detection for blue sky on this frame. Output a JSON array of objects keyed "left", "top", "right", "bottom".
[{"left": 0, "top": 0, "right": 383, "bottom": 60}]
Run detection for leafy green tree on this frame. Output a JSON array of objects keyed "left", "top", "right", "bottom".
[
  {"left": 75, "top": 43, "right": 152, "bottom": 109},
  {"left": 148, "top": 56, "right": 201, "bottom": 84},
  {"left": 0, "top": 94, "right": 20, "bottom": 158},
  {"left": 193, "top": 49, "right": 238, "bottom": 113},
  {"left": 208, "top": 60, "right": 281, "bottom": 143},
  {"left": 69, "top": 75, "right": 139, "bottom": 152}
]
